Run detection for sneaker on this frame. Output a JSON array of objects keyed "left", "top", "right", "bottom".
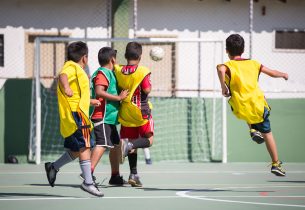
[
  {"left": 271, "top": 161, "right": 286, "bottom": 176},
  {"left": 80, "top": 182, "right": 104, "bottom": 197},
  {"left": 120, "top": 139, "right": 130, "bottom": 164},
  {"left": 128, "top": 174, "right": 143, "bottom": 187},
  {"left": 44, "top": 162, "right": 58, "bottom": 187},
  {"left": 250, "top": 129, "right": 264, "bottom": 144},
  {"left": 145, "top": 158, "right": 152, "bottom": 165},
  {"left": 79, "top": 173, "right": 98, "bottom": 187},
  {"left": 109, "top": 175, "right": 128, "bottom": 186}
]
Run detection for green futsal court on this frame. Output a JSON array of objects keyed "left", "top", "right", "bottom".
[{"left": 1, "top": 162, "right": 305, "bottom": 210}]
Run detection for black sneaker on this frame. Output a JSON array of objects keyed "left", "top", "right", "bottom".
[
  {"left": 271, "top": 161, "right": 286, "bottom": 176},
  {"left": 145, "top": 158, "right": 152, "bottom": 165},
  {"left": 128, "top": 174, "right": 142, "bottom": 187},
  {"left": 250, "top": 129, "right": 264, "bottom": 144},
  {"left": 109, "top": 175, "right": 128, "bottom": 186},
  {"left": 45, "top": 162, "right": 58, "bottom": 187}
]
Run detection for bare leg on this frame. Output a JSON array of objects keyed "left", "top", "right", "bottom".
[
  {"left": 90, "top": 146, "right": 106, "bottom": 172},
  {"left": 109, "top": 146, "right": 120, "bottom": 175},
  {"left": 262, "top": 132, "right": 278, "bottom": 163}
]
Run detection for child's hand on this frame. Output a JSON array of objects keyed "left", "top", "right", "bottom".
[
  {"left": 64, "top": 87, "right": 73, "bottom": 97},
  {"left": 221, "top": 84, "right": 231, "bottom": 97},
  {"left": 283, "top": 73, "right": 289, "bottom": 80},
  {"left": 119, "top": 89, "right": 129, "bottom": 100},
  {"left": 91, "top": 99, "right": 101, "bottom": 107}
]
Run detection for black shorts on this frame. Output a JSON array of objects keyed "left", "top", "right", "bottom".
[
  {"left": 64, "top": 112, "right": 94, "bottom": 152},
  {"left": 250, "top": 107, "right": 271, "bottom": 133},
  {"left": 92, "top": 119, "right": 120, "bottom": 148}
]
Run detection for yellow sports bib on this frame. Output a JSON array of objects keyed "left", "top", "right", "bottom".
[
  {"left": 57, "top": 61, "right": 93, "bottom": 138},
  {"left": 225, "top": 59, "right": 269, "bottom": 124},
  {"left": 114, "top": 64, "right": 151, "bottom": 127}
]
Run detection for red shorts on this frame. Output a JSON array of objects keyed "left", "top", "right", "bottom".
[{"left": 120, "top": 116, "right": 154, "bottom": 139}]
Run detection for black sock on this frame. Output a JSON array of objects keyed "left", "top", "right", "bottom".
[
  {"left": 128, "top": 137, "right": 150, "bottom": 149},
  {"left": 128, "top": 153, "right": 138, "bottom": 175}
]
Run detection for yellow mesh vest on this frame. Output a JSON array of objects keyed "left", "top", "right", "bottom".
[
  {"left": 225, "top": 60, "right": 269, "bottom": 124},
  {"left": 57, "top": 61, "right": 93, "bottom": 138},
  {"left": 114, "top": 65, "right": 150, "bottom": 127}
]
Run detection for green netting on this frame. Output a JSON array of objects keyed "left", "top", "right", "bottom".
[{"left": 33, "top": 84, "right": 223, "bottom": 163}]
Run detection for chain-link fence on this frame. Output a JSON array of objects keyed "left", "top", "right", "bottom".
[{"left": 1, "top": 0, "right": 305, "bottom": 163}]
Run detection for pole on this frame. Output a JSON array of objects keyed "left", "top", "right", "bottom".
[{"left": 249, "top": 0, "right": 253, "bottom": 59}]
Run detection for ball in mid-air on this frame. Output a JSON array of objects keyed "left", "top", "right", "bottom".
[{"left": 150, "top": 46, "right": 164, "bottom": 61}]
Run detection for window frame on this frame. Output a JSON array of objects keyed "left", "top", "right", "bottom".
[
  {"left": 273, "top": 29, "right": 305, "bottom": 53},
  {"left": 0, "top": 34, "right": 4, "bottom": 67}
]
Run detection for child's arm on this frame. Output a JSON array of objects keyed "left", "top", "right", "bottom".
[
  {"left": 142, "top": 74, "right": 151, "bottom": 95},
  {"left": 95, "top": 85, "right": 129, "bottom": 101},
  {"left": 217, "top": 64, "right": 230, "bottom": 97},
  {"left": 261, "top": 66, "right": 288, "bottom": 80},
  {"left": 59, "top": 73, "right": 73, "bottom": 97}
]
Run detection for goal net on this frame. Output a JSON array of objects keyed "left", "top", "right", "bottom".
[{"left": 29, "top": 37, "right": 226, "bottom": 164}]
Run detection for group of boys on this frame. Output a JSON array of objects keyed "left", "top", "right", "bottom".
[
  {"left": 45, "top": 33, "right": 288, "bottom": 198},
  {"left": 45, "top": 41, "right": 154, "bottom": 197}
]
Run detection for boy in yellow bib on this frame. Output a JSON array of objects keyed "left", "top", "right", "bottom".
[
  {"left": 217, "top": 34, "right": 288, "bottom": 176},
  {"left": 44, "top": 41, "right": 103, "bottom": 196}
]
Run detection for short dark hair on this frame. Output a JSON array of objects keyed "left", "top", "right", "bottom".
[
  {"left": 226, "top": 34, "right": 244, "bottom": 56},
  {"left": 98, "top": 47, "right": 117, "bottom": 67},
  {"left": 67, "top": 41, "right": 88, "bottom": 62},
  {"left": 125, "top": 42, "right": 142, "bottom": 60}
]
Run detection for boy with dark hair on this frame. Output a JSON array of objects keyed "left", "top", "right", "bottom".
[
  {"left": 44, "top": 41, "right": 103, "bottom": 196},
  {"left": 114, "top": 42, "right": 154, "bottom": 187},
  {"left": 217, "top": 34, "right": 288, "bottom": 176},
  {"left": 89, "top": 47, "right": 128, "bottom": 185}
]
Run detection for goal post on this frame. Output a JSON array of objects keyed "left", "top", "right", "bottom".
[{"left": 29, "top": 37, "right": 226, "bottom": 164}]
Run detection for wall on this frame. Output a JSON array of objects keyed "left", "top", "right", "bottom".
[{"left": 1, "top": 80, "right": 32, "bottom": 163}]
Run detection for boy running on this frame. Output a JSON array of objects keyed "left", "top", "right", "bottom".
[
  {"left": 217, "top": 34, "right": 288, "bottom": 176},
  {"left": 44, "top": 41, "right": 103, "bottom": 196},
  {"left": 89, "top": 47, "right": 128, "bottom": 185},
  {"left": 114, "top": 42, "right": 154, "bottom": 187}
]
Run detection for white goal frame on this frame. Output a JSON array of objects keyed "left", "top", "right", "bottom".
[{"left": 31, "top": 37, "right": 227, "bottom": 164}]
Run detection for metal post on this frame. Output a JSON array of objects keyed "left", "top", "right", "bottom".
[
  {"left": 34, "top": 37, "right": 41, "bottom": 165},
  {"left": 133, "top": 0, "right": 138, "bottom": 38},
  {"left": 249, "top": 0, "right": 254, "bottom": 59},
  {"left": 221, "top": 41, "right": 227, "bottom": 163}
]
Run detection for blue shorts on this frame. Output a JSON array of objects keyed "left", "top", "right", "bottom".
[
  {"left": 64, "top": 112, "right": 94, "bottom": 152},
  {"left": 250, "top": 107, "right": 271, "bottom": 133}
]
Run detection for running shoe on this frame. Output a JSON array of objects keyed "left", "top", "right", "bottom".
[
  {"left": 250, "top": 129, "right": 264, "bottom": 144},
  {"left": 271, "top": 161, "right": 286, "bottom": 176}
]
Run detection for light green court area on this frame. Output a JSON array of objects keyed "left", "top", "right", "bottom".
[
  {"left": 0, "top": 163, "right": 305, "bottom": 210},
  {"left": 227, "top": 99, "right": 305, "bottom": 162}
]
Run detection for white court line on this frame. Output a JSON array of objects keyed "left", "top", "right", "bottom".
[
  {"left": 1, "top": 170, "right": 305, "bottom": 175},
  {"left": 0, "top": 195, "right": 179, "bottom": 201},
  {"left": 176, "top": 185, "right": 305, "bottom": 208}
]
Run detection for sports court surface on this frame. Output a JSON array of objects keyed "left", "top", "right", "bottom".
[{"left": 1, "top": 162, "right": 305, "bottom": 210}]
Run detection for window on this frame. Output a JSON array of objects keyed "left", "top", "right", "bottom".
[
  {"left": 275, "top": 30, "right": 305, "bottom": 50},
  {"left": 0, "top": 34, "right": 3, "bottom": 67}
]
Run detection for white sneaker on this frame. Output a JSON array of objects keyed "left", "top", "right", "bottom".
[{"left": 80, "top": 182, "right": 104, "bottom": 197}]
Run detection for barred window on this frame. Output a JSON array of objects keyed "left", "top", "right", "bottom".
[
  {"left": 0, "top": 34, "right": 3, "bottom": 67},
  {"left": 275, "top": 30, "right": 305, "bottom": 50}
]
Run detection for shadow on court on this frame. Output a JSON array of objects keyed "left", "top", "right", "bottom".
[
  {"left": 268, "top": 180, "right": 305, "bottom": 183},
  {"left": 29, "top": 183, "right": 80, "bottom": 188},
  {"left": 0, "top": 192, "right": 71, "bottom": 198}
]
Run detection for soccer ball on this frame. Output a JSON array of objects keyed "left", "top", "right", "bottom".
[{"left": 150, "top": 46, "right": 164, "bottom": 61}]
